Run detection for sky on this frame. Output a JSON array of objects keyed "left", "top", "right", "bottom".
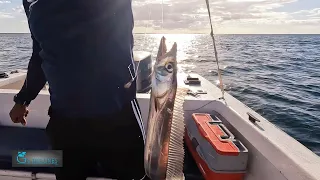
[{"left": 0, "top": 0, "right": 319, "bottom": 34}]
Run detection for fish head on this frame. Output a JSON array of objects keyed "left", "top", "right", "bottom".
[{"left": 152, "top": 36, "right": 178, "bottom": 104}]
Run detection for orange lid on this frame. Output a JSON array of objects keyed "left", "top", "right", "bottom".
[{"left": 192, "top": 113, "right": 239, "bottom": 156}]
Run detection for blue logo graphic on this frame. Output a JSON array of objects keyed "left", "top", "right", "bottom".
[
  {"left": 12, "top": 150, "right": 62, "bottom": 167},
  {"left": 16, "top": 151, "right": 27, "bottom": 164}
]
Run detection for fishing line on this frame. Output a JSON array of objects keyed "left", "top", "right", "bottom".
[
  {"left": 205, "top": 0, "right": 225, "bottom": 100},
  {"left": 184, "top": 0, "right": 228, "bottom": 112}
]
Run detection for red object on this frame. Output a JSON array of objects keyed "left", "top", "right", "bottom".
[{"left": 185, "top": 113, "right": 247, "bottom": 180}]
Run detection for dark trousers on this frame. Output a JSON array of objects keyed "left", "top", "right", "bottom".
[{"left": 45, "top": 99, "right": 147, "bottom": 180}]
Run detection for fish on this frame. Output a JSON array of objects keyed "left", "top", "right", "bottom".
[{"left": 144, "top": 36, "right": 188, "bottom": 180}]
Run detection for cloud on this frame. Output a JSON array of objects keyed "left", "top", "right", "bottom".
[
  {"left": 0, "top": 12, "right": 13, "bottom": 18},
  {"left": 0, "top": 0, "right": 24, "bottom": 18},
  {"left": 12, "top": 5, "right": 24, "bottom": 14},
  {"left": 0, "top": 0, "right": 319, "bottom": 33},
  {"left": 0, "top": 1, "right": 28, "bottom": 32},
  {"left": 132, "top": 0, "right": 320, "bottom": 33},
  {"left": 291, "top": 7, "right": 320, "bottom": 17}
]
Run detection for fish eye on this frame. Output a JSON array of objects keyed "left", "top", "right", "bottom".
[{"left": 165, "top": 63, "right": 173, "bottom": 72}]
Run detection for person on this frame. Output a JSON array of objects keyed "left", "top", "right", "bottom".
[{"left": 9, "top": 0, "right": 147, "bottom": 179}]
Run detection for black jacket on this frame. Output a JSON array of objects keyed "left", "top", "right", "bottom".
[{"left": 16, "top": 0, "right": 136, "bottom": 118}]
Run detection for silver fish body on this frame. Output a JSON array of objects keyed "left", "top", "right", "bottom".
[{"left": 144, "top": 37, "right": 186, "bottom": 180}]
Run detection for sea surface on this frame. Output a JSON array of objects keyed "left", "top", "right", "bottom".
[{"left": 1, "top": 33, "right": 319, "bottom": 155}]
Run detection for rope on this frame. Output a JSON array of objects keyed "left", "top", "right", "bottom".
[{"left": 205, "top": 0, "right": 225, "bottom": 100}]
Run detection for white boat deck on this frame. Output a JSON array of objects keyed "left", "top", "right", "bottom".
[{"left": 0, "top": 70, "right": 319, "bottom": 180}]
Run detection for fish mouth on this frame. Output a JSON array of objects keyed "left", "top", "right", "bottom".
[
  {"left": 156, "top": 36, "right": 178, "bottom": 65},
  {"left": 157, "top": 36, "right": 167, "bottom": 61}
]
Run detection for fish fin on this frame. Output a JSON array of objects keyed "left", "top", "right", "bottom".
[{"left": 166, "top": 87, "right": 189, "bottom": 180}]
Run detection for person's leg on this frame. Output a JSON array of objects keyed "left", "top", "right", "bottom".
[
  {"left": 45, "top": 115, "right": 97, "bottom": 180},
  {"left": 95, "top": 98, "right": 148, "bottom": 180}
]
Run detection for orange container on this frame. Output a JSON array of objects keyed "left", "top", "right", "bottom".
[{"left": 185, "top": 113, "right": 248, "bottom": 180}]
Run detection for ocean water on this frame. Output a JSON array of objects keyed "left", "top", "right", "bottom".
[{"left": 1, "top": 33, "right": 320, "bottom": 155}]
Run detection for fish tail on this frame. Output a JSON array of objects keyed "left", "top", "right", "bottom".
[{"left": 166, "top": 87, "right": 189, "bottom": 180}]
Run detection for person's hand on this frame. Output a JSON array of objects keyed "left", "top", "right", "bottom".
[{"left": 9, "top": 103, "right": 29, "bottom": 126}]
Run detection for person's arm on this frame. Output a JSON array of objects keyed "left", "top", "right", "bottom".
[
  {"left": 14, "top": 0, "right": 47, "bottom": 106},
  {"left": 14, "top": 35, "right": 47, "bottom": 105}
]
